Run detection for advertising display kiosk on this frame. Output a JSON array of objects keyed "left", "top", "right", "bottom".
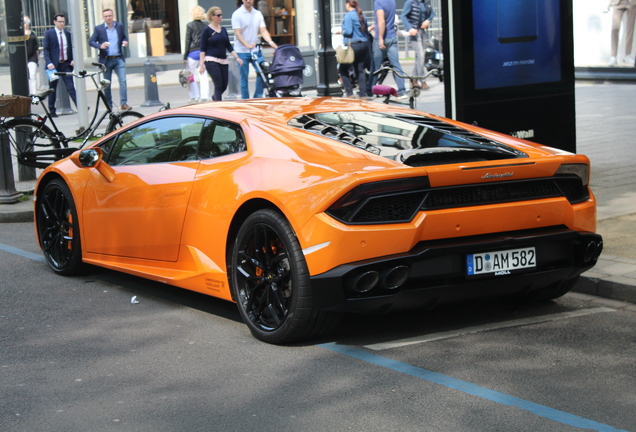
[{"left": 442, "top": 0, "right": 576, "bottom": 152}]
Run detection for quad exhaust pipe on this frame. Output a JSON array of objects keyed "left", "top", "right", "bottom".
[
  {"left": 349, "top": 265, "right": 411, "bottom": 294},
  {"left": 581, "top": 238, "right": 603, "bottom": 264}
]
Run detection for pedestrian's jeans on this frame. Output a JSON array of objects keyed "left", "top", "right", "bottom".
[
  {"left": 103, "top": 57, "right": 127, "bottom": 107},
  {"left": 237, "top": 52, "right": 264, "bottom": 99},
  {"left": 371, "top": 36, "right": 406, "bottom": 94}
]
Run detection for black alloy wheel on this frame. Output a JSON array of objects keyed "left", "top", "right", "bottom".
[
  {"left": 231, "top": 209, "right": 339, "bottom": 344},
  {"left": 37, "top": 178, "right": 83, "bottom": 275}
]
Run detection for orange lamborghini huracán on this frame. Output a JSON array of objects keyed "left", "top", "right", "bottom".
[{"left": 34, "top": 98, "right": 602, "bottom": 343}]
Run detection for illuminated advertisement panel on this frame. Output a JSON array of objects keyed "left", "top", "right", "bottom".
[{"left": 472, "top": 0, "right": 562, "bottom": 90}]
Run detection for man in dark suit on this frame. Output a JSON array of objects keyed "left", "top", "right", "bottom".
[
  {"left": 89, "top": 9, "right": 131, "bottom": 110},
  {"left": 43, "top": 13, "right": 77, "bottom": 117}
]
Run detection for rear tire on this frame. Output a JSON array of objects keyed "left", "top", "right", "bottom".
[
  {"left": 230, "top": 209, "right": 339, "bottom": 344},
  {"left": 36, "top": 178, "right": 84, "bottom": 275},
  {"left": 106, "top": 110, "right": 143, "bottom": 133}
]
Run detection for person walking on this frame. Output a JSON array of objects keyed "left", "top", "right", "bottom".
[
  {"left": 339, "top": 0, "right": 371, "bottom": 97},
  {"left": 231, "top": 0, "right": 277, "bottom": 99},
  {"left": 200, "top": 6, "right": 244, "bottom": 101},
  {"left": 184, "top": 6, "right": 211, "bottom": 102},
  {"left": 401, "top": 0, "right": 434, "bottom": 90},
  {"left": 43, "top": 13, "right": 78, "bottom": 117},
  {"left": 24, "top": 16, "right": 39, "bottom": 95},
  {"left": 370, "top": 0, "right": 407, "bottom": 98},
  {"left": 89, "top": 8, "right": 131, "bottom": 110},
  {"left": 608, "top": 0, "right": 636, "bottom": 65}
]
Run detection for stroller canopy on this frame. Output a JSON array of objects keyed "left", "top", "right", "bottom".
[
  {"left": 269, "top": 44, "right": 305, "bottom": 89},
  {"left": 269, "top": 44, "right": 305, "bottom": 75}
]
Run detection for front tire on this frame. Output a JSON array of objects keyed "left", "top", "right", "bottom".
[
  {"left": 36, "top": 178, "right": 84, "bottom": 275},
  {"left": 230, "top": 209, "right": 339, "bottom": 344}
]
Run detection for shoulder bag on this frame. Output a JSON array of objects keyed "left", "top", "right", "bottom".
[{"left": 336, "top": 42, "right": 355, "bottom": 64}]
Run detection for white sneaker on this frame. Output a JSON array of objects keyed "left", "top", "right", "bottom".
[
  {"left": 624, "top": 55, "right": 635, "bottom": 64},
  {"left": 608, "top": 56, "right": 617, "bottom": 66}
]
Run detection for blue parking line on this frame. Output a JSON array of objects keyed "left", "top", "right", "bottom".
[
  {"left": 0, "top": 243, "right": 46, "bottom": 262},
  {"left": 319, "top": 343, "right": 628, "bottom": 432}
]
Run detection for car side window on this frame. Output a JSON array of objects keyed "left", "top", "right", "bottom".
[
  {"left": 198, "top": 120, "right": 246, "bottom": 159},
  {"left": 106, "top": 117, "right": 206, "bottom": 166}
]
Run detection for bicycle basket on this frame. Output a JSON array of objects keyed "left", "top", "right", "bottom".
[{"left": 0, "top": 95, "right": 31, "bottom": 118}]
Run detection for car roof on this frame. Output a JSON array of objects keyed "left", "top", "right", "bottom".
[{"left": 163, "top": 97, "right": 418, "bottom": 125}]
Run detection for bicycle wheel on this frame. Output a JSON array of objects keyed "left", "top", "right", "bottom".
[
  {"left": 106, "top": 110, "right": 144, "bottom": 133},
  {"left": 3, "top": 119, "right": 59, "bottom": 193}
]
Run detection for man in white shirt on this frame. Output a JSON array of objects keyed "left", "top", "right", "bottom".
[{"left": 232, "top": 0, "right": 277, "bottom": 98}]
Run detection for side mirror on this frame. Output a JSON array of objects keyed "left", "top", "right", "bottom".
[
  {"left": 78, "top": 148, "right": 101, "bottom": 167},
  {"left": 69, "top": 147, "right": 114, "bottom": 182},
  {"left": 71, "top": 147, "right": 102, "bottom": 168}
]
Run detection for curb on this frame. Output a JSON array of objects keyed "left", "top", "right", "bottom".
[
  {"left": 576, "top": 275, "right": 636, "bottom": 304},
  {"left": 0, "top": 210, "right": 32, "bottom": 224}
]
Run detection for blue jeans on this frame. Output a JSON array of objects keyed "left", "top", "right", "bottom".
[
  {"left": 237, "top": 52, "right": 264, "bottom": 99},
  {"left": 371, "top": 36, "right": 406, "bottom": 94},
  {"left": 103, "top": 57, "right": 127, "bottom": 107}
]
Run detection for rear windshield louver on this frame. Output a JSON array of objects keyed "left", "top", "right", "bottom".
[
  {"left": 394, "top": 115, "right": 504, "bottom": 147},
  {"left": 292, "top": 115, "right": 380, "bottom": 154}
]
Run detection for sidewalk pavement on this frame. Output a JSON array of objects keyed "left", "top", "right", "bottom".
[{"left": 1, "top": 65, "right": 635, "bottom": 305}]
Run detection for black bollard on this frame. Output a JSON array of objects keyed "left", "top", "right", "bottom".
[
  {"left": 1, "top": 0, "right": 26, "bottom": 202},
  {"left": 0, "top": 129, "right": 21, "bottom": 203},
  {"left": 141, "top": 59, "right": 163, "bottom": 107},
  {"left": 316, "top": 1, "right": 342, "bottom": 96}
]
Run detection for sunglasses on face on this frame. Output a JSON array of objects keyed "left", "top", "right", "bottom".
[{"left": 213, "top": 14, "right": 222, "bottom": 17}]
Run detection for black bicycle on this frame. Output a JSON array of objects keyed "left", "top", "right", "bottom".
[{"left": 1, "top": 63, "right": 143, "bottom": 193}]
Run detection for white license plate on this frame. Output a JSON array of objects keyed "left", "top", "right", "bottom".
[{"left": 466, "top": 247, "right": 536, "bottom": 276}]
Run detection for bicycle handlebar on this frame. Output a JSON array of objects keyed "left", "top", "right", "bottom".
[
  {"left": 92, "top": 62, "right": 107, "bottom": 73},
  {"left": 55, "top": 62, "right": 106, "bottom": 79},
  {"left": 372, "top": 65, "right": 441, "bottom": 81}
]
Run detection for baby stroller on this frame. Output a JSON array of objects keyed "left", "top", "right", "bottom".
[{"left": 257, "top": 44, "right": 305, "bottom": 97}]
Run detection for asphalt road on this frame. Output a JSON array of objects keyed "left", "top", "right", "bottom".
[{"left": 1, "top": 222, "right": 635, "bottom": 432}]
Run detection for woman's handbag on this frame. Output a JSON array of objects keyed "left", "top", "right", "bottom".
[
  {"left": 179, "top": 68, "right": 193, "bottom": 87},
  {"left": 336, "top": 43, "right": 355, "bottom": 64}
]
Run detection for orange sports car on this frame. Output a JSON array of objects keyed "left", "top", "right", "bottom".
[{"left": 34, "top": 98, "right": 602, "bottom": 344}]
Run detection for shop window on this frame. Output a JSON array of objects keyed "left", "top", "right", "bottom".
[
  {"left": 259, "top": 0, "right": 295, "bottom": 46},
  {"left": 126, "top": 0, "right": 180, "bottom": 56}
]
